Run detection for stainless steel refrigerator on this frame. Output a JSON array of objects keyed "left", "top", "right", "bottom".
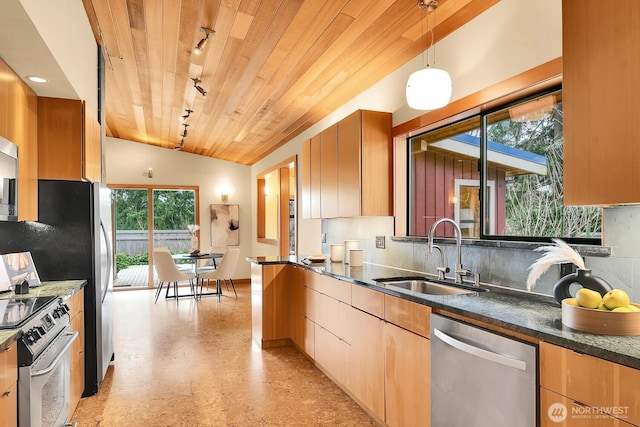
[{"left": 34, "top": 179, "right": 114, "bottom": 396}]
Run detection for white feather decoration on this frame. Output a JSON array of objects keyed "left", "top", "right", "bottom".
[{"left": 526, "top": 238, "right": 586, "bottom": 291}]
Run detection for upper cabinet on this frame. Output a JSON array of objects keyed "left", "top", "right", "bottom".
[
  {"left": 563, "top": 0, "right": 640, "bottom": 205},
  {"left": 302, "top": 110, "right": 392, "bottom": 218},
  {"left": 0, "top": 58, "right": 38, "bottom": 221},
  {"left": 38, "top": 98, "right": 101, "bottom": 182}
]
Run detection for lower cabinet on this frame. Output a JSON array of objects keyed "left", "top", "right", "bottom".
[
  {"left": 0, "top": 341, "right": 17, "bottom": 427},
  {"left": 67, "top": 289, "right": 85, "bottom": 419},
  {"left": 540, "top": 342, "right": 640, "bottom": 426},
  {"left": 384, "top": 322, "right": 430, "bottom": 427}
]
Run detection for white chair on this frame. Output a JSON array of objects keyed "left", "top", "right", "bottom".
[
  {"left": 197, "top": 247, "right": 240, "bottom": 301},
  {"left": 196, "top": 245, "right": 227, "bottom": 275},
  {"left": 153, "top": 248, "right": 197, "bottom": 304}
]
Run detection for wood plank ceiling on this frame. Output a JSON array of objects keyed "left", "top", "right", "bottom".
[{"left": 82, "top": 0, "right": 497, "bottom": 166}]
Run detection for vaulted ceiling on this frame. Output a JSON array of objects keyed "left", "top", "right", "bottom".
[{"left": 81, "top": 0, "right": 497, "bottom": 165}]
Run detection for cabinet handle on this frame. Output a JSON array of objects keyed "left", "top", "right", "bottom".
[{"left": 2, "top": 391, "right": 10, "bottom": 397}]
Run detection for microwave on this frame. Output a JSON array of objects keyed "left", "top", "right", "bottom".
[{"left": 0, "top": 136, "right": 18, "bottom": 221}]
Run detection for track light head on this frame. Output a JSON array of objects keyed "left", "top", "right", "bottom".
[
  {"left": 180, "top": 109, "right": 193, "bottom": 121},
  {"left": 174, "top": 138, "right": 185, "bottom": 151},
  {"left": 194, "top": 27, "right": 215, "bottom": 55},
  {"left": 180, "top": 123, "right": 190, "bottom": 138},
  {"left": 191, "top": 78, "right": 207, "bottom": 96}
]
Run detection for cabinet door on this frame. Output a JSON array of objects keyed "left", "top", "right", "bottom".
[
  {"left": 563, "top": 1, "right": 640, "bottom": 205},
  {"left": 540, "top": 342, "right": 640, "bottom": 426},
  {"left": 348, "top": 305, "right": 384, "bottom": 420},
  {"left": 384, "top": 322, "right": 430, "bottom": 427},
  {"left": 310, "top": 134, "right": 322, "bottom": 218},
  {"left": 337, "top": 110, "right": 361, "bottom": 217},
  {"left": 301, "top": 139, "right": 312, "bottom": 219},
  {"left": 360, "top": 110, "right": 392, "bottom": 216},
  {"left": 69, "top": 310, "right": 85, "bottom": 418},
  {"left": 540, "top": 388, "right": 634, "bottom": 427},
  {"left": 83, "top": 107, "right": 101, "bottom": 182},
  {"left": 320, "top": 124, "right": 338, "bottom": 218},
  {"left": 0, "top": 382, "right": 17, "bottom": 427}
]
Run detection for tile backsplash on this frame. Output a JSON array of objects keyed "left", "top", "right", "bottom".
[{"left": 322, "top": 204, "right": 640, "bottom": 302}]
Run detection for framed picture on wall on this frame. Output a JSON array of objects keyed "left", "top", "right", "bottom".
[{"left": 210, "top": 204, "right": 239, "bottom": 246}]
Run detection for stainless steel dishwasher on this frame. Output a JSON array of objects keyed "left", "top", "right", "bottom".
[{"left": 430, "top": 314, "right": 537, "bottom": 427}]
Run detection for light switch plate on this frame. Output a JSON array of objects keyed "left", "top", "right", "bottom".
[
  {"left": 375, "top": 236, "right": 385, "bottom": 249},
  {"left": 321, "top": 233, "right": 326, "bottom": 243}
]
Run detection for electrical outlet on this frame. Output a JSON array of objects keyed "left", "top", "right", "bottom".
[
  {"left": 321, "top": 233, "right": 326, "bottom": 243},
  {"left": 375, "top": 236, "right": 385, "bottom": 249}
]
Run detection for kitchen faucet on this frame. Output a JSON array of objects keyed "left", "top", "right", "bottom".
[{"left": 427, "top": 218, "right": 471, "bottom": 284}]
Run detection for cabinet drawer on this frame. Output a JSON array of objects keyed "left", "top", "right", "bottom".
[
  {"left": 314, "top": 274, "right": 351, "bottom": 304},
  {"left": 540, "top": 342, "right": 640, "bottom": 426},
  {"left": 540, "top": 387, "right": 635, "bottom": 427},
  {"left": 0, "top": 382, "right": 17, "bottom": 427},
  {"left": 351, "top": 284, "right": 384, "bottom": 319},
  {"left": 384, "top": 295, "right": 431, "bottom": 338},
  {"left": 0, "top": 342, "right": 17, "bottom": 394}
]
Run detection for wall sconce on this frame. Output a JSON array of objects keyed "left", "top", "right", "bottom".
[
  {"left": 221, "top": 192, "right": 229, "bottom": 203},
  {"left": 180, "top": 123, "right": 189, "bottom": 138},
  {"left": 143, "top": 167, "right": 153, "bottom": 179},
  {"left": 180, "top": 109, "right": 193, "bottom": 121},
  {"left": 194, "top": 27, "right": 215, "bottom": 55},
  {"left": 192, "top": 78, "right": 207, "bottom": 96}
]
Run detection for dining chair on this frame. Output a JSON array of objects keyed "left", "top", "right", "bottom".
[
  {"left": 152, "top": 248, "right": 197, "bottom": 304},
  {"left": 197, "top": 247, "right": 240, "bottom": 301},
  {"left": 196, "top": 245, "right": 227, "bottom": 274}
]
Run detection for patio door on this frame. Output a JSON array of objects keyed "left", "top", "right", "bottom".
[{"left": 112, "top": 186, "right": 199, "bottom": 289}]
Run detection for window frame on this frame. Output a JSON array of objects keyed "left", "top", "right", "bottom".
[{"left": 407, "top": 84, "right": 601, "bottom": 245}]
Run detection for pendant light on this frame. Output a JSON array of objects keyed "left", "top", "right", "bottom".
[{"left": 406, "top": 0, "right": 452, "bottom": 110}]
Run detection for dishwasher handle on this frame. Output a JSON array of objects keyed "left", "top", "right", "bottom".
[{"left": 433, "top": 328, "right": 527, "bottom": 371}]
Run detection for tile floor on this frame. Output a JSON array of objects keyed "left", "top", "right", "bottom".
[{"left": 71, "top": 283, "right": 378, "bottom": 426}]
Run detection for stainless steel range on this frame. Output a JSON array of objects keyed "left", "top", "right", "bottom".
[{"left": 0, "top": 296, "right": 77, "bottom": 427}]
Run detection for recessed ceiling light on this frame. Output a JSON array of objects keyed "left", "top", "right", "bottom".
[{"left": 26, "top": 75, "right": 48, "bottom": 83}]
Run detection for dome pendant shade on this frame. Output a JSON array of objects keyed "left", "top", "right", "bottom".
[{"left": 406, "top": 67, "right": 452, "bottom": 110}]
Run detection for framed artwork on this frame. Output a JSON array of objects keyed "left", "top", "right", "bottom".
[{"left": 210, "top": 204, "right": 239, "bottom": 246}]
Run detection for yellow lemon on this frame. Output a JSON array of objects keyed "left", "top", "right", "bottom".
[
  {"left": 626, "top": 305, "right": 640, "bottom": 312},
  {"left": 564, "top": 298, "right": 579, "bottom": 306},
  {"left": 612, "top": 306, "right": 633, "bottom": 313},
  {"left": 575, "top": 288, "right": 602, "bottom": 309},
  {"left": 596, "top": 302, "right": 610, "bottom": 311},
  {"left": 603, "top": 289, "right": 631, "bottom": 310}
]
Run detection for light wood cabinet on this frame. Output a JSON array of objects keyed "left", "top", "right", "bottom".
[
  {"left": 562, "top": 1, "right": 640, "bottom": 205},
  {"left": 540, "top": 388, "right": 635, "bottom": 427},
  {"left": 300, "top": 110, "right": 391, "bottom": 218},
  {"left": 540, "top": 341, "right": 640, "bottom": 426},
  {"left": 0, "top": 57, "right": 38, "bottom": 221},
  {"left": 384, "top": 322, "right": 430, "bottom": 427},
  {"left": 67, "top": 289, "right": 85, "bottom": 419},
  {"left": 251, "top": 263, "right": 290, "bottom": 349},
  {"left": 337, "top": 110, "right": 392, "bottom": 217},
  {"left": 38, "top": 97, "right": 101, "bottom": 182},
  {"left": 320, "top": 124, "right": 338, "bottom": 218},
  {"left": 0, "top": 341, "right": 17, "bottom": 427}
]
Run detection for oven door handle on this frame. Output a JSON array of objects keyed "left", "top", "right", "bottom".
[{"left": 32, "top": 331, "right": 78, "bottom": 378}]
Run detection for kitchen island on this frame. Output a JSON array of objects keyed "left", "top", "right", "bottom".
[{"left": 249, "top": 256, "right": 640, "bottom": 426}]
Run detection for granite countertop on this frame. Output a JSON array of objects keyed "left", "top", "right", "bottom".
[
  {"left": 247, "top": 256, "right": 640, "bottom": 370},
  {"left": 0, "top": 280, "right": 86, "bottom": 348}
]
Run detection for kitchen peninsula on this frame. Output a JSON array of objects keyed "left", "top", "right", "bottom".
[{"left": 249, "top": 257, "right": 640, "bottom": 426}]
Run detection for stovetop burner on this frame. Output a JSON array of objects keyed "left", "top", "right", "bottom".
[{"left": 0, "top": 296, "right": 58, "bottom": 329}]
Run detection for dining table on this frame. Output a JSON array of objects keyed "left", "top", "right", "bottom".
[{"left": 170, "top": 252, "right": 224, "bottom": 299}]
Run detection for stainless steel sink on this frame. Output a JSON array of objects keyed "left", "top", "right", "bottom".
[{"left": 373, "top": 277, "right": 487, "bottom": 296}]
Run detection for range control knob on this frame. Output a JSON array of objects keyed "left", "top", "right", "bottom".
[
  {"left": 52, "top": 309, "right": 61, "bottom": 319},
  {"left": 24, "top": 331, "right": 36, "bottom": 344},
  {"left": 36, "top": 326, "right": 46, "bottom": 336},
  {"left": 30, "top": 328, "right": 41, "bottom": 342}
]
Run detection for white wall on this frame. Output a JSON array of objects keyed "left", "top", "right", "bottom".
[
  {"left": 106, "top": 137, "right": 252, "bottom": 279},
  {"left": 251, "top": 0, "right": 562, "bottom": 258}
]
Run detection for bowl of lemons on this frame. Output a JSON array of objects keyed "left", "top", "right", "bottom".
[{"left": 562, "top": 288, "right": 640, "bottom": 335}]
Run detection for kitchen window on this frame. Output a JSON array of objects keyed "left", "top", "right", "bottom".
[{"left": 408, "top": 88, "right": 602, "bottom": 243}]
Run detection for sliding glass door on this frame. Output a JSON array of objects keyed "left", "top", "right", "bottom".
[{"left": 112, "top": 186, "right": 198, "bottom": 289}]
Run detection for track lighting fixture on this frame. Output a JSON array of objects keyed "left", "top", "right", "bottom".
[
  {"left": 194, "top": 27, "right": 215, "bottom": 55},
  {"left": 191, "top": 78, "right": 207, "bottom": 96},
  {"left": 180, "top": 123, "right": 190, "bottom": 139},
  {"left": 174, "top": 138, "right": 185, "bottom": 151},
  {"left": 180, "top": 109, "right": 193, "bottom": 121}
]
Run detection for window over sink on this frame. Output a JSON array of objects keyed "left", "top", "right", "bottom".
[{"left": 408, "top": 87, "right": 602, "bottom": 243}]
